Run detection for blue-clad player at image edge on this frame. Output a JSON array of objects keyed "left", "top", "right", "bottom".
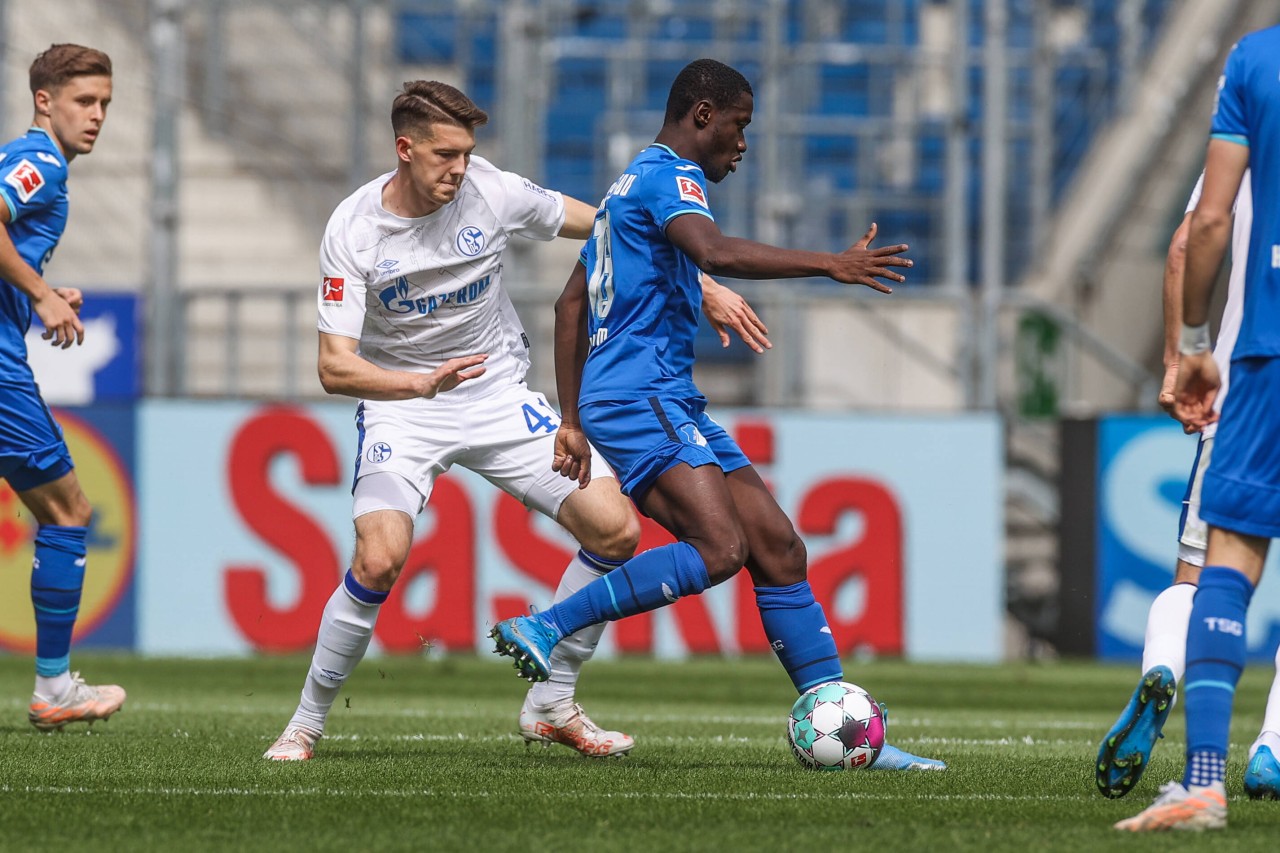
[
  {"left": 492, "top": 58, "right": 945, "bottom": 771},
  {"left": 1116, "top": 23, "right": 1280, "bottom": 832},
  {"left": 0, "top": 44, "right": 126, "bottom": 731}
]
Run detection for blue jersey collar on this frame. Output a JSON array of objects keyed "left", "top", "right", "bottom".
[{"left": 26, "top": 126, "right": 67, "bottom": 163}]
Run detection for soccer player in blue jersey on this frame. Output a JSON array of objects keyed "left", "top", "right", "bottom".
[
  {"left": 492, "top": 58, "right": 944, "bottom": 771},
  {"left": 0, "top": 44, "right": 125, "bottom": 730},
  {"left": 1096, "top": 171, "right": 1280, "bottom": 802},
  {"left": 1116, "top": 24, "right": 1280, "bottom": 831}
]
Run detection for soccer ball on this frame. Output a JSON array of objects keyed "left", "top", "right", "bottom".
[{"left": 787, "top": 681, "right": 886, "bottom": 771}]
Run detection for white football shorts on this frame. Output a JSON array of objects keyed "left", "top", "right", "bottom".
[
  {"left": 1177, "top": 434, "right": 1213, "bottom": 567},
  {"left": 349, "top": 383, "right": 609, "bottom": 520}
]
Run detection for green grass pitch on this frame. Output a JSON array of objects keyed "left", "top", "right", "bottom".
[{"left": 1, "top": 654, "right": 1279, "bottom": 851}]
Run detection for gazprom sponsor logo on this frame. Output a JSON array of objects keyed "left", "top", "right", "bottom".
[{"left": 378, "top": 274, "right": 492, "bottom": 316}]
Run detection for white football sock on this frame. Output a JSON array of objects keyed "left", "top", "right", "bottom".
[
  {"left": 1141, "top": 582, "right": 1196, "bottom": 682},
  {"left": 528, "top": 550, "right": 612, "bottom": 708},
  {"left": 1250, "top": 644, "right": 1280, "bottom": 759},
  {"left": 289, "top": 582, "right": 381, "bottom": 733},
  {"left": 34, "top": 671, "right": 72, "bottom": 703}
]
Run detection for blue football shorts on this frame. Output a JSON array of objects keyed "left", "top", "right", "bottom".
[
  {"left": 579, "top": 395, "right": 751, "bottom": 502},
  {"left": 0, "top": 378, "right": 73, "bottom": 492},
  {"left": 1200, "top": 356, "right": 1280, "bottom": 539}
]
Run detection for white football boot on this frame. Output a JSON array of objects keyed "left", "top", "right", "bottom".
[
  {"left": 28, "top": 672, "right": 126, "bottom": 731},
  {"left": 264, "top": 724, "right": 322, "bottom": 761},
  {"left": 519, "top": 696, "right": 634, "bottom": 757}
]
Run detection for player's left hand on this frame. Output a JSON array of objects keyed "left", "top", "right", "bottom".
[
  {"left": 1158, "top": 361, "right": 1199, "bottom": 434},
  {"left": 418, "top": 354, "right": 488, "bottom": 398},
  {"left": 831, "top": 222, "right": 912, "bottom": 292},
  {"left": 552, "top": 422, "right": 593, "bottom": 488},
  {"left": 1173, "top": 351, "right": 1220, "bottom": 431},
  {"left": 700, "top": 274, "right": 771, "bottom": 353},
  {"left": 53, "top": 287, "right": 84, "bottom": 314}
]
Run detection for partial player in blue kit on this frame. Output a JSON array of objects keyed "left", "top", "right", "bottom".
[
  {"left": 1117, "top": 23, "right": 1280, "bottom": 832},
  {"left": 492, "top": 58, "right": 943, "bottom": 771},
  {"left": 0, "top": 44, "right": 125, "bottom": 730}
]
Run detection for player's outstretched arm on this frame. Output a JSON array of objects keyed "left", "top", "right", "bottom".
[
  {"left": 0, "top": 209, "right": 83, "bottom": 348},
  {"left": 700, "top": 274, "right": 771, "bottom": 353},
  {"left": 317, "top": 331, "right": 487, "bottom": 401},
  {"left": 666, "top": 214, "right": 910, "bottom": 291},
  {"left": 551, "top": 262, "right": 593, "bottom": 487},
  {"left": 557, "top": 195, "right": 599, "bottom": 241}
]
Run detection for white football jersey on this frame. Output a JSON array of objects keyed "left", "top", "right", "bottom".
[
  {"left": 1185, "top": 170, "right": 1251, "bottom": 436},
  {"left": 317, "top": 156, "right": 566, "bottom": 401}
]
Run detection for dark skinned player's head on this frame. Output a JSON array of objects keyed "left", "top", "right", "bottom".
[{"left": 661, "top": 59, "right": 754, "bottom": 183}]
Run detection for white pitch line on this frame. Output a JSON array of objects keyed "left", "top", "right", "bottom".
[{"left": 0, "top": 783, "right": 1095, "bottom": 803}]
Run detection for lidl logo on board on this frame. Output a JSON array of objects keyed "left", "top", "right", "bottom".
[{"left": 0, "top": 412, "right": 135, "bottom": 652}]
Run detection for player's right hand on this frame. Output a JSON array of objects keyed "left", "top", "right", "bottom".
[
  {"left": 1159, "top": 361, "right": 1199, "bottom": 434},
  {"left": 552, "top": 423, "right": 592, "bottom": 488},
  {"left": 1173, "top": 351, "right": 1220, "bottom": 432},
  {"left": 418, "top": 354, "right": 488, "bottom": 399},
  {"left": 34, "top": 289, "right": 85, "bottom": 348},
  {"left": 831, "top": 223, "right": 911, "bottom": 293}
]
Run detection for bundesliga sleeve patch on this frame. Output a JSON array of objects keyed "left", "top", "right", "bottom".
[
  {"left": 676, "top": 175, "right": 708, "bottom": 208},
  {"left": 4, "top": 159, "right": 45, "bottom": 203},
  {"left": 321, "top": 276, "right": 345, "bottom": 304}
]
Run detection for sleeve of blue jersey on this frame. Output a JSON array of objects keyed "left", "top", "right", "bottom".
[
  {"left": 1209, "top": 40, "right": 1250, "bottom": 146},
  {"left": 643, "top": 162, "right": 715, "bottom": 230},
  {"left": 0, "top": 148, "right": 66, "bottom": 221},
  {"left": 0, "top": 186, "right": 16, "bottom": 223}
]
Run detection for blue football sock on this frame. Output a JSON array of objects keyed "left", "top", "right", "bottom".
[
  {"left": 540, "top": 542, "right": 711, "bottom": 639},
  {"left": 1182, "top": 565, "right": 1253, "bottom": 788},
  {"left": 31, "top": 525, "right": 88, "bottom": 677},
  {"left": 756, "top": 581, "right": 843, "bottom": 691}
]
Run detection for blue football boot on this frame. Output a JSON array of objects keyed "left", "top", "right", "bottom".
[
  {"left": 1245, "top": 745, "right": 1280, "bottom": 800},
  {"left": 490, "top": 614, "right": 561, "bottom": 682},
  {"left": 1095, "top": 665, "right": 1176, "bottom": 798},
  {"left": 873, "top": 743, "right": 947, "bottom": 771},
  {"left": 867, "top": 701, "right": 946, "bottom": 770}
]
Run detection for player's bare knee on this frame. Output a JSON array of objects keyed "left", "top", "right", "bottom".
[
  {"left": 592, "top": 511, "right": 640, "bottom": 561},
  {"left": 750, "top": 533, "right": 808, "bottom": 587},
  {"left": 350, "top": 549, "right": 404, "bottom": 592},
  {"left": 698, "top": 531, "right": 750, "bottom": 584},
  {"left": 65, "top": 490, "right": 93, "bottom": 527}
]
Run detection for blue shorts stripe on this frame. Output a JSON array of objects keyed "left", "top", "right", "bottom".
[
  {"left": 647, "top": 397, "right": 679, "bottom": 441},
  {"left": 1177, "top": 438, "right": 1205, "bottom": 541},
  {"left": 351, "top": 401, "right": 367, "bottom": 491}
]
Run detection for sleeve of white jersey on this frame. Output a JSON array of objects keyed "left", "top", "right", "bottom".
[
  {"left": 316, "top": 219, "right": 367, "bottom": 340},
  {"left": 490, "top": 168, "right": 567, "bottom": 241},
  {"left": 1184, "top": 173, "right": 1204, "bottom": 214}
]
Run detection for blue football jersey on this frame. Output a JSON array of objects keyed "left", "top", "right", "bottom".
[
  {"left": 0, "top": 127, "right": 70, "bottom": 374},
  {"left": 1211, "top": 25, "right": 1280, "bottom": 359},
  {"left": 579, "top": 144, "right": 714, "bottom": 406}
]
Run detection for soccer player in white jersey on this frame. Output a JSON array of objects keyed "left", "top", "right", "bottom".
[
  {"left": 1097, "top": 170, "right": 1280, "bottom": 800},
  {"left": 264, "top": 81, "right": 770, "bottom": 761}
]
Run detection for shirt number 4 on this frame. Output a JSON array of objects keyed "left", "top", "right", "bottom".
[{"left": 522, "top": 400, "right": 560, "bottom": 434}]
